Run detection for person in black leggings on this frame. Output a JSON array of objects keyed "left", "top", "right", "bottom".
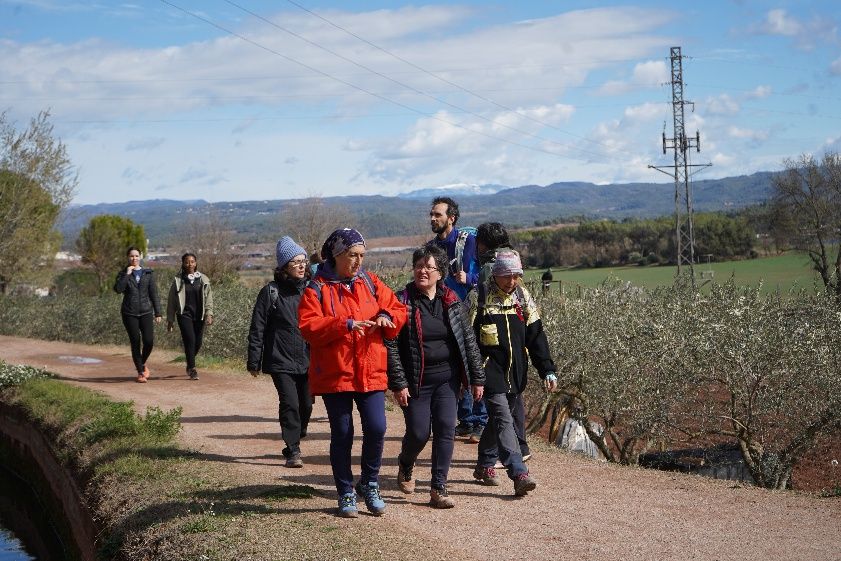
[
  {"left": 114, "top": 246, "right": 162, "bottom": 383},
  {"left": 167, "top": 252, "right": 214, "bottom": 380},
  {"left": 387, "top": 244, "right": 485, "bottom": 509}
]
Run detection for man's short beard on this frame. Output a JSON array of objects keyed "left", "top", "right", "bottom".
[{"left": 431, "top": 222, "right": 447, "bottom": 234}]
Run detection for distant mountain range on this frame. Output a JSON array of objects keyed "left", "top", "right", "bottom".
[{"left": 59, "top": 172, "right": 776, "bottom": 247}]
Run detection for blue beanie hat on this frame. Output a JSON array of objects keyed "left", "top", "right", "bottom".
[
  {"left": 276, "top": 236, "right": 307, "bottom": 268},
  {"left": 321, "top": 228, "right": 365, "bottom": 260}
]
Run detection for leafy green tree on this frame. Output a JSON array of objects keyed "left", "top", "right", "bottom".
[
  {"left": 771, "top": 152, "right": 841, "bottom": 296},
  {"left": 0, "top": 110, "right": 77, "bottom": 292},
  {"left": 0, "top": 170, "right": 61, "bottom": 292},
  {"left": 76, "top": 215, "right": 146, "bottom": 292}
]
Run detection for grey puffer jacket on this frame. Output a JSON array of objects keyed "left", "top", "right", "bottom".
[
  {"left": 386, "top": 282, "right": 484, "bottom": 398},
  {"left": 114, "top": 268, "right": 161, "bottom": 317}
]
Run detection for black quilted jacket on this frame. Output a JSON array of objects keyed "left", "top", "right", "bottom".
[
  {"left": 114, "top": 268, "right": 161, "bottom": 317},
  {"left": 386, "top": 282, "right": 484, "bottom": 397}
]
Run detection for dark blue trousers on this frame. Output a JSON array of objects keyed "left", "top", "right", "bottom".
[{"left": 322, "top": 391, "right": 387, "bottom": 496}]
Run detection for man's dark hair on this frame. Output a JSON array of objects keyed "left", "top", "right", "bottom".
[
  {"left": 476, "top": 222, "right": 510, "bottom": 251},
  {"left": 431, "top": 196, "right": 459, "bottom": 225},
  {"left": 413, "top": 244, "right": 449, "bottom": 277}
]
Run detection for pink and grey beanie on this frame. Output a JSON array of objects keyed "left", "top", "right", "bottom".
[
  {"left": 321, "top": 228, "right": 365, "bottom": 260},
  {"left": 276, "top": 236, "right": 307, "bottom": 268},
  {"left": 492, "top": 250, "right": 523, "bottom": 276}
]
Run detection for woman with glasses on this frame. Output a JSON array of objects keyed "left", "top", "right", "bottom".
[
  {"left": 386, "top": 244, "right": 484, "bottom": 508},
  {"left": 247, "top": 236, "right": 313, "bottom": 468},
  {"left": 298, "top": 228, "right": 407, "bottom": 518}
]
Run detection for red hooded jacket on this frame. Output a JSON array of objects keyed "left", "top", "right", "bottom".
[{"left": 298, "top": 270, "right": 407, "bottom": 395}]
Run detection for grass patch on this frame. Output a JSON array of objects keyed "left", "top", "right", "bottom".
[
  {"left": 524, "top": 252, "right": 821, "bottom": 293},
  {"left": 0, "top": 367, "right": 418, "bottom": 561}
]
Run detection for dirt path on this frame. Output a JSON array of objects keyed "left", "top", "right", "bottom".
[{"left": 1, "top": 335, "right": 839, "bottom": 561}]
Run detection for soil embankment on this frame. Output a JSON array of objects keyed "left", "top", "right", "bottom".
[{"left": 1, "top": 334, "right": 839, "bottom": 561}]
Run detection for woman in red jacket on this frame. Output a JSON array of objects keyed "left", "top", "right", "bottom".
[{"left": 298, "top": 228, "right": 407, "bottom": 518}]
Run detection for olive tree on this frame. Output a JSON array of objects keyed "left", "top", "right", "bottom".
[
  {"left": 771, "top": 152, "right": 841, "bottom": 296},
  {"left": 0, "top": 110, "right": 77, "bottom": 292},
  {"left": 76, "top": 215, "right": 146, "bottom": 293},
  {"left": 543, "top": 280, "right": 695, "bottom": 464},
  {"left": 685, "top": 282, "right": 841, "bottom": 489}
]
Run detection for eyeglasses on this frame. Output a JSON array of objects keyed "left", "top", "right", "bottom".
[
  {"left": 413, "top": 265, "right": 440, "bottom": 273},
  {"left": 287, "top": 259, "right": 308, "bottom": 267}
]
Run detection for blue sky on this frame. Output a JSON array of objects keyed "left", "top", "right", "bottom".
[{"left": 1, "top": 0, "right": 839, "bottom": 204}]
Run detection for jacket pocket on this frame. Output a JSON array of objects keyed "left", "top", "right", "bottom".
[{"left": 480, "top": 324, "right": 499, "bottom": 346}]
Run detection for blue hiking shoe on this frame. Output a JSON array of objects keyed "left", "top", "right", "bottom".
[
  {"left": 355, "top": 481, "right": 386, "bottom": 516},
  {"left": 337, "top": 492, "right": 358, "bottom": 518}
]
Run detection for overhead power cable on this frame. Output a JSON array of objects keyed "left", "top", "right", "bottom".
[
  {"left": 280, "top": 0, "right": 613, "bottom": 150},
  {"left": 159, "top": 0, "right": 596, "bottom": 161},
  {"left": 220, "top": 0, "right": 611, "bottom": 161}
]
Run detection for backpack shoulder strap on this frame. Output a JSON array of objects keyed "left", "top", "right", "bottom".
[
  {"left": 306, "top": 278, "right": 325, "bottom": 303},
  {"left": 454, "top": 229, "right": 470, "bottom": 272},
  {"left": 359, "top": 270, "right": 378, "bottom": 299},
  {"left": 268, "top": 281, "right": 279, "bottom": 310}
]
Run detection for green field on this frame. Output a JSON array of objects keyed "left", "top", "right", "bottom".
[{"left": 524, "top": 252, "right": 823, "bottom": 294}]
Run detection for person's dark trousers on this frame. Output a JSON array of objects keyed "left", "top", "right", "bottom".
[
  {"left": 121, "top": 313, "right": 154, "bottom": 374},
  {"left": 457, "top": 388, "right": 488, "bottom": 429},
  {"left": 176, "top": 315, "right": 205, "bottom": 370},
  {"left": 322, "top": 391, "right": 387, "bottom": 496},
  {"left": 269, "top": 371, "right": 313, "bottom": 457},
  {"left": 398, "top": 369, "right": 460, "bottom": 488},
  {"left": 485, "top": 393, "right": 530, "bottom": 460},
  {"left": 477, "top": 392, "right": 527, "bottom": 478}
]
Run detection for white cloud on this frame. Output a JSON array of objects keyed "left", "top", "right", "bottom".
[
  {"left": 727, "top": 126, "right": 769, "bottom": 142},
  {"left": 704, "top": 94, "right": 740, "bottom": 116},
  {"left": 761, "top": 9, "right": 802, "bottom": 36},
  {"left": 597, "top": 60, "right": 669, "bottom": 95},
  {"left": 831, "top": 56, "right": 841, "bottom": 76},
  {"left": 745, "top": 85, "right": 772, "bottom": 100},
  {"left": 623, "top": 102, "right": 667, "bottom": 122},
  {"left": 750, "top": 9, "right": 839, "bottom": 50}
]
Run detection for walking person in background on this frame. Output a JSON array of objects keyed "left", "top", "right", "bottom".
[
  {"left": 387, "top": 244, "right": 484, "bottom": 509},
  {"left": 471, "top": 250, "right": 557, "bottom": 496},
  {"left": 247, "top": 236, "right": 313, "bottom": 469},
  {"left": 166, "top": 252, "right": 214, "bottom": 381},
  {"left": 541, "top": 267, "right": 553, "bottom": 296},
  {"left": 114, "top": 246, "right": 162, "bottom": 383},
  {"left": 428, "top": 197, "right": 485, "bottom": 443},
  {"left": 299, "top": 228, "right": 407, "bottom": 518}
]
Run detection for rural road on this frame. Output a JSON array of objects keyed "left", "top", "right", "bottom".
[{"left": 1, "top": 334, "right": 839, "bottom": 561}]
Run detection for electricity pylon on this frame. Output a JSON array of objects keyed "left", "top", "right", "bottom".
[{"left": 648, "top": 46, "right": 711, "bottom": 287}]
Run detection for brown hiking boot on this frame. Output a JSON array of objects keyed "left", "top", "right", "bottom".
[
  {"left": 430, "top": 486, "right": 455, "bottom": 509},
  {"left": 514, "top": 473, "right": 537, "bottom": 497},
  {"left": 472, "top": 466, "right": 501, "bottom": 486},
  {"left": 397, "top": 461, "right": 415, "bottom": 494},
  {"left": 135, "top": 374, "right": 147, "bottom": 383},
  {"left": 142, "top": 365, "right": 150, "bottom": 379}
]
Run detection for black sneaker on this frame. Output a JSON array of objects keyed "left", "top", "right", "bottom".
[
  {"left": 455, "top": 423, "right": 473, "bottom": 437},
  {"left": 188, "top": 368, "right": 199, "bottom": 380}
]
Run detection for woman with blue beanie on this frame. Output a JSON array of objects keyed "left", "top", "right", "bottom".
[{"left": 247, "top": 236, "right": 313, "bottom": 468}]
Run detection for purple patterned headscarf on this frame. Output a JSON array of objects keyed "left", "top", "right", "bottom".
[{"left": 321, "top": 228, "right": 366, "bottom": 260}]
